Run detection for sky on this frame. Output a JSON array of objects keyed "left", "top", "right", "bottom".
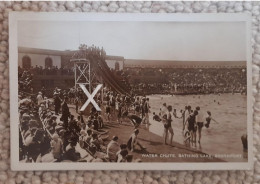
[{"left": 18, "top": 21, "right": 246, "bottom": 61}]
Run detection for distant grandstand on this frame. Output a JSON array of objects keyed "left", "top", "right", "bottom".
[
  {"left": 125, "top": 59, "right": 246, "bottom": 68},
  {"left": 123, "top": 59, "right": 246, "bottom": 95}
]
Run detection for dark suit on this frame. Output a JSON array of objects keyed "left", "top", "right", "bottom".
[
  {"left": 61, "top": 101, "right": 70, "bottom": 129},
  {"left": 54, "top": 96, "right": 62, "bottom": 115}
]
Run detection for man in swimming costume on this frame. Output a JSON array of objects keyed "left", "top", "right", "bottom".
[
  {"left": 184, "top": 110, "right": 198, "bottom": 143},
  {"left": 195, "top": 106, "right": 204, "bottom": 144},
  {"left": 164, "top": 105, "right": 174, "bottom": 145}
]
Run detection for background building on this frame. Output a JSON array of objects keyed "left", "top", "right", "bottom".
[{"left": 18, "top": 47, "right": 125, "bottom": 71}]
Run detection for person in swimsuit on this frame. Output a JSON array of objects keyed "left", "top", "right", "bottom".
[
  {"left": 134, "top": 97, "right": 141, "bottom": 116},
  {"left": 164, "top": 105, "right": 174, "bottom": 145},
  {"left": 183, "top": 106, "right": 191, "bottom": 132},
  {"left": 184, "top": 110, "right": 198, "bottom": 143},
  {"left": 127, "top": 129, "right": 146, "bottom": 152},
  {"left": 153, "top": 112, "right": 161, "bottom": 122},
  {"left": 195, "top": 106, "right": 204, "bottom": 144},
  {"left": 172, "top": 109, "right": 180, "bottom": 119},
  {"left": 205, "top": 111, "right": 218, "bottom": 128},
  {"left": 123, "top": 111, "right": 143, "bottom": 128},
  {"left": 160, "top": 103, "right": 167, "bottom": 119}
]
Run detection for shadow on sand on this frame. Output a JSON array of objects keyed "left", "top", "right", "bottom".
[{"left": 138, "top": 137, "right": 163, "bottom": 146}]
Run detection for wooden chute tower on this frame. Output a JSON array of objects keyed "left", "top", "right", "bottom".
[{"left": 70, "top": 44, "right": 102, "bottom": 93}]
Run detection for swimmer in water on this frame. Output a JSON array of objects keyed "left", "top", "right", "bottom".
[
  {"left": 153, "top": 112, "right": 161, "bottom": 122},
  {"left": 205, "top": 111, "right": 218, "bottom": 128},
  {"left": 172, "top": 109, "right": 180, "bottom": 119}
]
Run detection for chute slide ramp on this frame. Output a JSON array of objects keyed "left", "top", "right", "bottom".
[{"left": 94, "top": 57, "right": 130, "bottom": 96}]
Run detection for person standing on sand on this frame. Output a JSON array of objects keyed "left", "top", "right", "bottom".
[
  {"left": 183, "top": 106, "right": 191, "bottom": 132},
  {"left": 140, "top": 98, "right": 146, "bottom": 119},
  {"left": 53, "top": 93, "right": 62, "bottom": 115},
  {"left": 133, "top": 97, "right": 141, "bottom": 116},
  {"left": 160, "top": 103, "right": 168, "bottom": 139},
  {"left": 184, "top": 110, "right": 198, "bottom": 143},
  {"left": 179, "top": 107, "right": 186, "bottom": 130},
  {"left": 164, "top": 105, "right": 174, "bottom": 145},
  {"left": 143, "top": 98, "right": 150, "bottom": 125},
  {"left": 195, "top": 106, "right": 204, "bottom": 144},
  {"left": 160, "top": 103, "right": 168, "bottom": 119},
  {"left": 117, "top": 102, "right": 123, "bottom": 124},
  {"left": 61, "top": 97, "right": 70, "bottom": 129}
]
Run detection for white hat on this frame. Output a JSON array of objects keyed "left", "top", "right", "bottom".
[
  {"left": 52, "top": 133, "right": 59, "bottom": 139},
  {"left": 80, "top": 130, "right": 87, "bottom": 135}
]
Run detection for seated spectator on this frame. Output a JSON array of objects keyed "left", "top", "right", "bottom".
[
  {"left": 126, "top": 154, "right": 134, "bottom": 162},
  {"left": 64, "top": 141, "right": 80, "bottom": 161},
  {"left": 97, "top": 114, "right": 104, "bottom": 129},
  {"left": 116, "top": 144, "right": 127, "bottom": 160},
  {"left": 79, "top": 130, "right": 87, "bottom": 148},
  {"left": 24, "top": 127, "right": 37, "bottom": 146},
  {"left": 117, "top": 149, "right": 128, "bottom": 162},
  {"left": 68, "top": 115, "right": 81, "bottom": 134},
  {"left": 92, "top": 117, "right": 99, "bottom": 131},
  {"left": 90, "top": 133, "right": 103, "bottom": 151},
  {"left": 77, "top": 115, "right": 85, "bottom": 129},
  {"left": 127, "top": 129, "right": 146, "bottom": 152},
  {"left": 85, "top": 129, "right": 93, "bottom": 144},
  {"left": 50, "top": 133, "right": 63, "bottom": 161},
  {"left": 106, "top": 136, "right": 120, "bottom": 161}
]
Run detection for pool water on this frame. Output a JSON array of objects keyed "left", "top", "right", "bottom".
[{"left": 147, "top": 94, "right": 247, "bottom": 162}]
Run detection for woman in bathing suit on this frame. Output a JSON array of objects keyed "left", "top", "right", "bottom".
[{"left": 205, "top": 111, "right": 218, "bottom": 128}]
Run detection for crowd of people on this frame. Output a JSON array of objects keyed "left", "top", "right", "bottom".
[
  {"left": 19, "top": 65, "right": 74, "bottom": 76},
  {"left": 18, "top": 44, "right": 248, "bottom": 163},
  {"left": 125, "top": 67, "right": 247, "bottom": 95},
  {"left": 153, "top": 103, "right": 218, "bottom": 146},
  {"left": 19, "top": 80, "right": 151, "bottom": 163},
  {"left": 18, "top": 67, "right": 34, "bottom": 94},
  {"left": 77, "top": 43, "right": 107, "bottom": 59},
  {"left": 18, "top": 73, "right": 247, "bottom": 162}
]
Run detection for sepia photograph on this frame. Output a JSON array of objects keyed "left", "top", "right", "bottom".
[{"left": 10, "top": 13, "right": 252, "bottom": 170}]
